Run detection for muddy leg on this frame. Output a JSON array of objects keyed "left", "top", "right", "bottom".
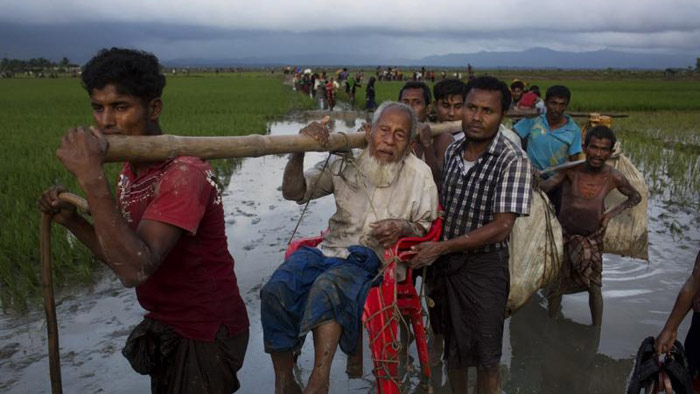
[
  {"left": 429, "top": 333, "right": 444, "bottom": 366},
  {"left": 305, "top": 321, "right": 342, "bottom": 394},
  {"left": 447, "top": 366, "right": 469, "bottom": 393},
  {"left": 589, "top": 284, "right": 603, "bottom": 327},
  {"left": 346, "top": 334, "right": 363, "bottom": 378},
  {"left": 548, "top": 294, "right": 562, "bottom": 319},
  {"left": 476, "top": 365, "right": 500, "bottom": 394},
  {"left": 271, "top": 352, "right": 302, "bottom": 394}
]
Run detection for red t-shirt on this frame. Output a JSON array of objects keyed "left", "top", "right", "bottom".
[
  {"left": 518, "top": 91, "right": 538, "bottom": 108},
  {"left": 116, "top": 157, "right": 249, "bottom": 342}
]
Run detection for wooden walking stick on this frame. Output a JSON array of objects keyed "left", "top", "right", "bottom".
[{"left": 40, "top": 193, "right": 89, "bottom": 394}]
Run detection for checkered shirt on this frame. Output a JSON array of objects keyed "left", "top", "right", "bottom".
[{"left": 441, "top": 131, "right": 532, "bottom": 254}]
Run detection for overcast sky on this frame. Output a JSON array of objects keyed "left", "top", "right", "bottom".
[{"left": 1, "top": 0, "right": 698, "bottom": 64}]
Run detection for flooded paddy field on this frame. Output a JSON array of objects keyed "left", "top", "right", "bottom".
[{"left": 1, "top": 114, "right": 699, "bottom": 393}]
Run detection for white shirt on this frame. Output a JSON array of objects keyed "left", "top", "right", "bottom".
[{"left": 299, "top": 150, "right": 439, "bottom": 262}]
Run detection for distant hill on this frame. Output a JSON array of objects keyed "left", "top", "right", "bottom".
[
  {"left": 165, "top": 47, "right": 696, "bottom": 70},
  {"left": 418, "top": 47, "right": 695, "bottom": 69}
]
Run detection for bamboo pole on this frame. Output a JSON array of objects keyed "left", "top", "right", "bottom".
[{"left": 103, "top": 121, "right": 463, "bottom": 163}]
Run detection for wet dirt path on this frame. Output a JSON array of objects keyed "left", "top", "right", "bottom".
[{"left": 1, "top": 115, "right": 699, "bottom": 393}]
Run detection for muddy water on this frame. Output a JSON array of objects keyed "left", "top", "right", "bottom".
[{"left": 1, "top": 116, "right": 699, "bottom": 393}]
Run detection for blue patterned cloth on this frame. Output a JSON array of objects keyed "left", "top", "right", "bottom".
[{"left": 260, "top": 245, "right": 381, "bottom": 355}]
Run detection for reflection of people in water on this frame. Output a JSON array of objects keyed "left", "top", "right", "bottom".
[
  {"left": 541, "top": 126, "right": 641, "bottom": 326},
  {"left": 656, "top": 250, "right": 700, "bottom": 386},
  {"left": 507, "top": 295, "right": 633, "bottom": 394}
]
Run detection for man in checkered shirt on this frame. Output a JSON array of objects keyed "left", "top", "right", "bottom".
[{"left": 409, "top": 76, "right": 532, "bottom": 394}]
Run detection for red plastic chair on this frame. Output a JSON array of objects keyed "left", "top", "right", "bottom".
[{"left": 285, "top": 215, "right": 443, "bottom": 394}]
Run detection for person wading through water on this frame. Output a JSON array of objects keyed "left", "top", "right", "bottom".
[
  {"left": 409, "top": 76, "right": 532, "bottom": 394},
  {"left": 38, "top": 48, "right": 250, "bottom": 393},
  {"left": 541, "top": 125, "right": 641, "bottom": 326}
]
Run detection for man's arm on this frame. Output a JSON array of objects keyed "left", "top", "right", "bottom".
[
  {"left": 55, "top": 127, "right": 183, "bottom": 288},
  {"left": 656, "top": 251, "right": 700, "bottom": 355},
  {"left": 513, "top": 118, "right": 530, "bottom": 149},
  {"left": 568, "top": 126, "right": 583, "bottom": 162},
  {"left": 601, "top": 169, "right": 642, "bottom": 227},
  {"left": 416, "top": 124, "right": 453, "bottom": 186},
  {"left": 282, "top": 153, "right": 307, "bottom": 201},
  {"left": 432, "top": 132, "right": 454, "bottom": 181},
  {"left": 282, "top": 119, "right": 330, "bottom": 201},
  {"left": 84, "top": 173, "right": 182, "bottom": 287},
  {"left": 539, "top": 170, "right": 567, "bottom": 193},
  {"left": 408, "top": 213, "right": 516, "bottom": 268}
]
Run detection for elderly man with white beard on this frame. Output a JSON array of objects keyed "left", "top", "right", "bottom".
[{"left": 260, "top": 101, "right": 439, "bottom": 394}]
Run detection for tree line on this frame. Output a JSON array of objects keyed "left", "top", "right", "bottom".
[{"left": 1, "top": 56, "right": 78, "bottom": 73}]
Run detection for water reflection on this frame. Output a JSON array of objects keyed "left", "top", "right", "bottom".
[{"left": 507, "top": 294, "right": 633, "bottom": 394}]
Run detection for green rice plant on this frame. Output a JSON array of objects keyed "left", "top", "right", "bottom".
[{"left": 613, "top": 111, "right": 700, "bottom": 208}]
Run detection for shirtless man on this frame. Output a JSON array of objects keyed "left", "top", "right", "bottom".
[
  {"left": 399, "top": 81, "right": 453, "bottom": 187},
  {"left": 541, "top": 125, "right": 641, "bottom": 326}
]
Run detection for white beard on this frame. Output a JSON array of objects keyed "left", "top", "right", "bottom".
[{"left": 356, "top": 149, "right": 405, "bottom": 188}]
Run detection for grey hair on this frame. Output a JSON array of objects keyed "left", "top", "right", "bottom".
[{"left": 371, "top": 101, "right": 418, "bottom": 140}]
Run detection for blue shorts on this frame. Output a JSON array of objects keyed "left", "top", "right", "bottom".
[{"left": 260, "top": 245, "right": 380, "bottom": 355}]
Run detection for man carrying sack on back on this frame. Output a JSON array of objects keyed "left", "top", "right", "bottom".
[
  {"left": 38, "top": 48, "right": 249, "bottom": 393},
  {"left": 541, "top": 125, "right": 641, "bottom": 326}
]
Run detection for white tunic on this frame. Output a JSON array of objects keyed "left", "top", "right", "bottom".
[{"left": 298, "top": 149, "right": 439, "bottom": 262}]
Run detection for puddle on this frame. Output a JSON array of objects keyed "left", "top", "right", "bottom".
[{"left": 1, "top": 114, "right": 699, "bottom": 393}]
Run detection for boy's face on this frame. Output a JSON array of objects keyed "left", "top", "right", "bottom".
[
  {"left": 584, "top": 136, "right": 614, "bottom": 168},
  {"left": 434, "top": 94, "right": 464, "bottom": 122},
  {"left": 90, "top": 84, "right": 159, "bottom": 136}
]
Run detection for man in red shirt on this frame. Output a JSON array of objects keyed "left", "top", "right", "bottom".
[{"left": 38, "top": 48, "right": 249, "bottom": 393}]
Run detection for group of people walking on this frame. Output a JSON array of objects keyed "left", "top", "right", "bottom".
[{"left": 38, "top": 47, "right": 696, "bottom": 394}]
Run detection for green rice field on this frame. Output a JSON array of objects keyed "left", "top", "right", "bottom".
[
  {"left": 0, "top": 73, "right": 314, "bottom": 310},
  {"left": 360, "top": 77, "right": 700, "bottom": 112},
  {"left": 1, "top": 71, "right": 698, "bottom": 310}
]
